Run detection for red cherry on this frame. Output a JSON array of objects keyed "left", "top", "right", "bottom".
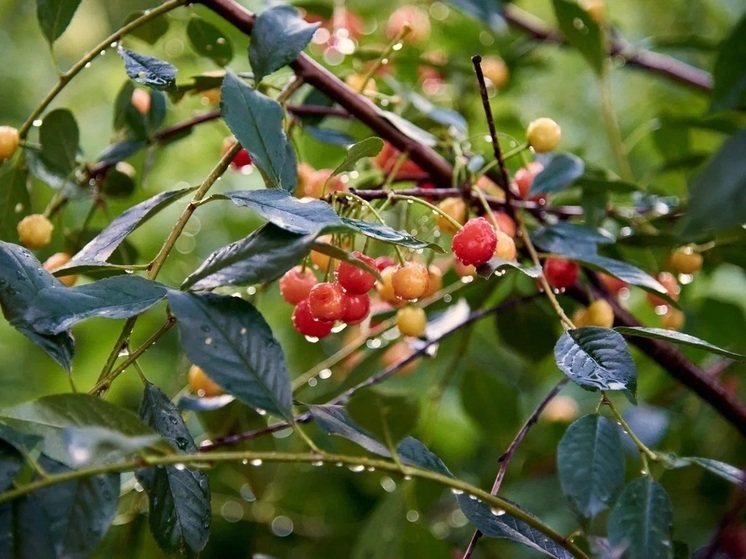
[
  {"left": 452, "top": 217, "right": 497, "bottom": 267},
  {"left": 337, "top": 252, "right": 377, "bottom": 294},
  {"left": 292, "top": 299, "right": 334, "bottom": 338},
  {"left": 341, "top": 292, "right": 371, "bottom": 324},
  {"left": 231, "top": 148, "right": 252, "bottom": 170},
  {"left": 279, "top": 266, "right": 318, "bottom": 305},
  {"left": 375, "top": 255, "right": 396, "bottom": 271},
  {"left": 308, "top": 282, "right": 345, "bottom": 321},
  {"left": 513, "top": 161, "right": 544, "bottom": 199},
  {"left": 544, "top": 258, "right": 579, "bottom": 289}
]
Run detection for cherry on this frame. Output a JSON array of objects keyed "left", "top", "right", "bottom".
[
  {"left": 481, "top": 55, "right": 509, "bottom": 88},
  {"left": 337, "top": 251, "right": 377, "bottom": 294},
  {"left": 381, "top": 341, "right": 420, "bottom": 376},
  {"left": 341, "top": 292, "right": 371, "bottom": 324},
  {"left": 0, "top": 126, "right": 20, "bottom": 161},
  {"left": 131, "top": 88, "right": 151, "bottom": 114},
  {"left": 308, "top": 282, "right": 345, "bottom": 321},
  {"left": 292, "top": 299, "right": 335, "bottom": 338},
  {"left": 392, "top": 262, "right": 430, "bottom": 301},
  {"left": 436, "top": 197, "right": 467, "bottom": 233},
  {"left": 188, "top": 364, "right": 223, "bottom": 397},
  {"left": 424, "top": 264, "right": 443, "bottom": 298},
  {"left": 647, "top": 271, "right": 680, "bottom": 307},
  {"left": 598, "top": 273, "right": 627, "bottom": 296},
  {"left": 295, "top": 162, "right": 316, "bottom": 198},
  {"left": 513, "top": 161, "right": 544, "bottom": 199},
  {"left": 543, "top": 258, "right": 579, "bottom": 289},
  {"left": 491, "top": 211, "right": 517, "bottom": 238},
  {"left": 662, "top": 308, "right": 685, "bottom": 330},
  {"left": 376, "top": 266, "right": 405, "bottom": 306},
  {"left": 43, "top": 252, "right": 77, "bottom": 287},
  {"left": 222, "top": 137, "right": 252, "bottom": 171},
  {"left": 670, "top": 247, "right": 703, "bottom": 275},
  {"left": 493, "top": 230, "right": 517, "bottom": 261},
  {"left": 279, "top": 266, "right": 318, "bottom": 305},
  {"left": 17, "top": 214, "right": 54, "bottom": 249},
  {"left": 373, "top": 141, "right": 424, "bottom": 176},
  {"left": 396, "top": 306, "right": 427, "bottom": 337},
  {"left": 303, "top": 169, "right": 346, "bottom": 198},
  {"left": 452, "top": 217, "right": 497, "bottom": 267},
  {"left": 386, "top": 5, "right": 431, "bottom": 44},
  {"left": 584, "top": 299, "right": 615, "bottom": 328},
  {"left": 375, "top": 255, "right": 396, "bottom": 271},
  {"left": 526, "top": 117, "right": 561, "bottom": 153}
]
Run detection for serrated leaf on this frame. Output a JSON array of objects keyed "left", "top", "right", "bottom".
[
  {"left": 530, "top": 153, "right": 585, "bottom": 195},
  {"left": 711, "top": 11, "right": 746, "bottom": 111},
  {"left": 0, "top": 159, "right": 30, "bottom": 243},
  {"left": 182, "top": 223, "right": 315, "bottom": 290},
  {"left": 68, "top": 187, "right": 194, "bottom": 265},
  {"left": 0, "top": 393, "right": 155, "bottom": 468},
  {"left": 552, "top": 0, "right": 605, "bottom": 76},
  {"left": 457, "top": 495, "right": 573, "bottom": 559},
  {"left": 333, "top": 137, "right": 384, "bottom": 176},
  {"left": 557, "top": 414, "right": 625, "bottom": 518},
  {"left": 187, "top": 15, "right": 233, "bottom": 67},
  {"left": 118, "top": 47, "right": 177, "bottom": 90},
  {"left": 39, "top": 109, "right": 79, "bottom": 175},
  {"left": 124, "top": 10, "right": 170, "bottom": 45},
  {"left": 24, "top": 275, "right": 168, "bottom": 334},
  {"left": 608, "top": 477, "right": 674, "bottom": 559},
  {"left": 309, "top": 405, "right": 453, "bottom": 477},
  {"left": 340, "top": 217, "right": 443, "bottom": 251},
  {"left": 615, "top": 326, "right": 745, "bottom": 361},
  {"left": 217, "top": 188, "right": 341, "bottom": 234},
  {"left": 136, "top": 383, "right": 210, "bottom": 556},
  {"left": 249, "top": 5, "right": 319, "bottom": 82},
  {"left": 346, "top": 389, "right": 419, "bottom": 447},
  {"left": 36, "top": 0, "right": 81, "bottom": 44},
  {"left": 554, "top": 327, "right": 637, "bottom": 402},
  {"left": 221, "top": 70, "right": 297, "bottom": 191},
  {"left": 679, "top": 130, "right": 746, "bottom": 237},
  {"left": 168, "top": 291, "right": 293, "bottom": 420}
]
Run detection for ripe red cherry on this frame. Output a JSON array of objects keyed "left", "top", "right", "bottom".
[
  {"left": 279, "top": 266, "right": 318, "bottom": 305},
  {"left": 452, "top": 217, "right": 497, "bottom": 267},
  {"left": 292, "top": 299, "right": 334, "bottom": 338},
  {"left": 513, "top": 161, "right": 544, "bottom": 199},
  {"left": 337, "top": 252, "right": 377, "bottom": 294},
  {"left": 308, "top": 282, "right": 345, "bottom": 321},
  {"left": 341, "top": 292, "right": 371, "bottom": 324},
  {"left": 375, "top": 255, "right": 396, "bottom": 271},
  {"left": 543, "top": 258, "right": 579, "bottom": 289},
  {"left": 231, "top": 148, "right": 252, "bottom": 170}
]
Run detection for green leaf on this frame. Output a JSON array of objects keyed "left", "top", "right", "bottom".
[
  {"left": 496, "top": 300, "right": 558, "bottom": 362},
  {"left": 309, "top": 405, "right": 453, "bottom": 477},
  {"left": 101, "top": 162, "right": 137, "bottom": 197},
  {"left": 136, "top": 383, "right": 211, "bottom": 556},
  {"left": 608, "top": 477, "right": 674, "bottom": 559},
  {"left": 351, "top": 492, "right": 407, "bottom": 559},
  {"left": 0, "top": 393, "right": 155, "bottom": 468},
  {"left": 333, "top": 137, "right": 384, "bottom": 176},
  {"left": 118, "top": 47, "right": 177, "bottom": 90},
  {"left": 679, "top": 130, "right": 746, "bottom": 237},
  {"left": 665, "top": 455, "right": 745, "bottom": 487},
  {"left": 0, "top": 241, "right": 74, "bottom": 370},
  {"left": 582, "top": 186, "right": 607, "bottom": 229},
  {"left": 615, "top": 326, "right": 746, "bottom": 361},
  {"left": 221, "top": 70, "right": 297, "bottom": 191},
  {"left": 346, "top": 389, "right": 419, "bottom": 447},
  {"left": 216, "top": 188, "right": 342, "bottom": 234},
  {"left": 552, "top": 0, "right": 605, "bottom": 75},
  {"left": 531, "top": 222, "right": 615, "bottom": 256},
  {"left": 187, "top": 15, "right": 233, "bottom": 67},
  {"left": 445, "top": 0, "right": 505, "bottom": 32},
  {"left": 63, "top": 426, "right": 163, "bottom": 467},
  {"left": 168, "top": 291, "right": 293, "bottom": 420},
  {"left": 711, "top": 11, "right": 746, "bottom": 111},
  {"left": 249, "top": 5, "right": 319, "bottom": 82},
  {"left": 476, "top": 258, "right": 543, "bottom": 279},
  {"left": 380, "top": 112, "right": 438, "bottom": 146},
  {"left": 26, "top": 149, "right": 81, "bottom": 196},
  {"left": 24, "top": 275, "right": 168, "bottom": 334},
  {"left": 307, "top": 126, "right": 356, "bottom": 146},
  {"left": 554, "top": 327, "right": 637, "bottom": 402},
  {"left": 39, "top": 109, "right": 79, "bottom": 175},
  {"left": 182, "top": 223, "right": 315, "bottom": 290},
  {"left": 460, "top": 368, "right": 519, "bottom": 436},
  {"left": 0, "top": 159, "right": 30, "bottom": 243},
  {"left": 340, "top": 217, "right": 443, "bottom": 252},
  {"left": 407, "top": 90, "right": 468, "bottom": 135},
  {"left": 36, "top": 0, "right": 81, "bottom": 44},
  {"left": 124, "top": 10, "right": 170, "bottom": 45},
  {"left": 557, "top": 414, "right": 625, "bottom": 518},
  {"left": 530, "top": 153, "right": 586, "bottom": 195},
  {"left": 68, "top": 187, "right": 194, "bottom": 265}
]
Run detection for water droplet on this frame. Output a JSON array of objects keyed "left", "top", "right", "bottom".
[
  {"left": 304, "top": 335, "right": 320, "bottom": 343},
  {"left": 366, "top": 466, "right": 375, "bottom": 472},
  {"left": 308, "top": 378, "right": 318, "bottom": 387},
  {"left": 319, "top": 368, "right": 332, "bottom": 380},
  {"left": 256, "top": 408, "right": 267, "bottom": 416},
  {"left": 406, "top": 510, "right": 420, "bottom": 522},
  {"left": 250, "top": 458, "right": 263, "bottom": 466},
  {"left": 640, "top": 469, "right": 648, "bottom": 475},
  {"left": 240, "top": 327, "right": 247, "bottom": 335},
  {"left": 311, "top": 460, "right": 323, "bottom": 467},
  {"left": 490, "top": 507, "right": 506, "bottom": 516},
  {"left": 84, "top": 62, "right": 92, "bottom": 68},
  {"left": 348, "top": 464, "right": 365, "bottom": 472},
  {"left": 380, "top": 476, "right": 396, "bottom": 492},
  {"left": 204, "top": 337, "right": 213, "bottom": 345},
  {"left": 450, "top": 489, "right": 464, "bottom": 495},
  {"left": 175, "top": 437, "right": 190, "bottom": 450},
  {"left": 271, "top": 515, "right": 294, "bottom": 537},
  {"left": 216, "top": 37, "right": 226, "bottom": 44},
  {"left": 174, "top": 463, "right": 186, "bottom": 471},
  {"left": 403, "top": 475, "right": 412, "bottom": 481}
]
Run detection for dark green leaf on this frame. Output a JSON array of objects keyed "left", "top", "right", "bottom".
[
  {"left": 557, "top": 414, "right": 625, "bottom": 518},
  {"left": 118, "top": 47, "right": 177, "bottom": 90},
  {"left": 39, "top": 109, "right": 79, "bottom": 175},
  {"left": 168, "top": 291, "right": 293, "bottom": 420},
  {"left": 24, "top": 275, "right": 168, "bottom": 334},
  {"left": 530, "top": 153, "right": 586, "bottom": 195},
  {"left": 306, "top": 126, "right": 356, "bottom": 146},
  {"left": 346, "top": 389, "right": 419, "bottom": 447},
  {"left": 554, "top": 327, "right": 637, "bottom": 402},
  {"left": 333, "top": 137, "right": 384, "bottom": 176},
  {"left": 351, "top": 492, "right": 407, "bottom": 559},
  {"left": 531, "top": 222, "right": 615, "bottom": 256},
  {"left": 187, "top": 15, "right": 233, "bottom": 67},
  {"left": 608, "top": 477, "right": 674, "bottom": 559},
  {"left": 496, "top": 300, "right": 557, "bottom": 362},
  {"left": 0, "top": 393, "right": 155, "bottom": 467},
  {"left": 36, "top": 0, "right": 81, "bottom": 44},
  {"left": 577, "top": 177, "right": 640, "bottom": 194},
  {"left": 457, "top": 495, "right": 572, "bottom": 559},
  {"left": 407, "top": 91, "right": 468, "bottom": 134},
  {"left": 0, "top": 494, "right": 57, "bottom": 558},
  {"left": 182, "top": 223, "right": 315, "bottom": 290},
  {"left": 552, "top": 0, "right": 605, "bottom": 75},
  {"left": 221, "top": 70, "right": 297, "bottom": 191},
  {"left": 665, "top": 455, "right": 745, "bottom": 487},
  {"left": 476, "top": 258, "right": 543, "bottom": 279},
  {"left": 69, "top": 187, "right": 194, "bottom": 264},
  {"left": 136, "top": 383, "right": 210, "bottom": 556},
  {"left": 380, "top": 112, "right": 438, "bottom": 146},
  {"left": 13, "top": 326, "right": 75, "bottom": 372},
  {"left": 582, "top": 186, "right": 607, "bottom": 229},
  {"left": 113, "top": 80, "right": 147, "bottom": 139},
  {"left": 216, "top": 188, "right": 341, "bottom": 234},
  {"left": 679, "top": 130, "right": 746, "bottom": 237},
  {"left": 711, "top": 11, "right": 746, "bottom": 111},
  {"left": 340, "top": 217, "right": 443, "bottom": 252},
  {"left": 124, "top": 10, "right": 170, "bottom": 45},
  {"left": 309, "top": 405, "right": 453, "bottom": 477},
  {"left": 0, "top": 434, "right": 25, "bottom": 492},
  {"left": 460, "top": 368, "right": 519, "bottom": 436},
  {"left": 249, "top": 5, "right": 319, "bottom": 82},
  {"left": 26, "top": 150, "right": 82, "bottom": 196},
  {"left": 101, "top": 163, "right": 137, "bottom": 197},
  {"left": 0, "top": 159, "right": 30, "bottom": 243},
  {"left": 445, "top": 0, "right": 505, "bottom": 31},
  {"left": 178, "top": 393, "right": 234, "bottom": 412},
  {"left": 615, "top": 326, "right": 745, "bottom": 361},
  {"left": 96, "top": 139, "right": 148, "bottom": 166}
]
